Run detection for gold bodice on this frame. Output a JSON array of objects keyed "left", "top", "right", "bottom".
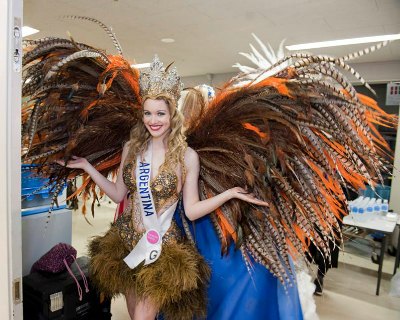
[
  {"left": 115, "top": 159, "right": 181, "bottom": 251},
  {"left": 122, "top": 160, "right": 179, "bottom": 212}
]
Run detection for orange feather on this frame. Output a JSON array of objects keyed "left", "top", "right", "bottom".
[{"left": 242, "top": 122, "right": 268, "bottom": 142}]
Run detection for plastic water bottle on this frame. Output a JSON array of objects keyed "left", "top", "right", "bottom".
[
  {"left": 373, "top": 199, "right": 382, "bottom": 217},
  {"left": 348, "top": 199, "right": 355, "bottom": 212},
  {"left": 365, "top": 198, "right": 376, "bottom": 220},
  {"left": 350, "top": 196, "right": 364, "bottom": 221},
  {"left": 357, "top": 197, "right": 370, "bottom": 222},
  {"left": 381, "top": 199, "right": 389, "bottom": 215}
]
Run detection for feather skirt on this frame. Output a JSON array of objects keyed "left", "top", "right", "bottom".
[{"left": 88, "top": 225, "right": 210, "bottom": 320}]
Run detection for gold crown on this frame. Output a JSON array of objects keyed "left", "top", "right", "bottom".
[{"left": 139, "top": 55, "right": 183, "bottom": 103}]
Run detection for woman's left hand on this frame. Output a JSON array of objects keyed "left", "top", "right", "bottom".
[
  {"left": 229, "top": 187, "right": 269, "bottom": 207},
  {"left": 55, "top": 156, "right": 90, "bottom": 171}
]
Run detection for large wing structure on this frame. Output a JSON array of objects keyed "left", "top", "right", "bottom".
[
  {"left": 22, "top": 18, "right": 141, "bottom": 214},
  {"left": 22, "top": 18, "right": 397, "bottom": 284},
  {"left": 187, "top": 42, "right": 397, "bottom": 284}
]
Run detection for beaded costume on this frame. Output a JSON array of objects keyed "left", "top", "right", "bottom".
[{"left": 89, "top": 158, "right": 210, "bottom": 319}]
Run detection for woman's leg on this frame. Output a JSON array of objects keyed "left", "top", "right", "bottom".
[
  {"left": 125, "top": 290, "right": 137, "bottom": 319},
  {"left": 134, "top": 297, "right": 158, "bottom": 320}
]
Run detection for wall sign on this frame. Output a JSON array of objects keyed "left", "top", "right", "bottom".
[{"left": 386, "top": 82, "right": 400, "bottom": 106}]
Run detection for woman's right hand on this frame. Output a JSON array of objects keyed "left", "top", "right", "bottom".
[
  {"left": 55, "top": 156, "right": 90, "bottom": 171},
  {"left": 55, "top": 150, "right": 129, "bottom": 204}
]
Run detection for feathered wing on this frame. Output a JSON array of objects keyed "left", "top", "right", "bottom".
[
  {"left": 187, "top": 42, "right": 397, "bottom": 284},
  {"left": 22, "top": 28, "right": 141, "bottom": 215}
]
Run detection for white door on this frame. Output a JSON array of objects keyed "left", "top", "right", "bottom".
[{"left": 0, "top": 0, "right": 23, "bottom": 319}]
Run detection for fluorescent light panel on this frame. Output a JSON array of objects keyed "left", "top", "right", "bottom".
[
  {"left": 22, "top": 26, "right": 39, "bottom": 37},
  {"left": 161, "top": 38, "right": 175, "bottom": 43},
  {"left": 286, "top": 34, "right": 400, "bottom": 51},
  {"left": 131, "top": 63, "right": 151, "bottom": 69}
]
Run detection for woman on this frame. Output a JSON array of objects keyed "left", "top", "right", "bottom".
[
  {"left": 177, "top": 85, "right": 304, "bottom": 320},
  {"left": 58, "top": 58, "right": 268, "bottom": 320}
]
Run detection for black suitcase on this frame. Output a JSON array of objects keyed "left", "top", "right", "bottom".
[{"left": 23, "top": 256, "right": 111, "bottom": 320}]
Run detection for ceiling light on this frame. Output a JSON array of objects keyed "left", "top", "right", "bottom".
[
  {"left": 286, "top": 34, "right": 400, "bottom": 51},
  {"left": 161, "top": 38, "right": 175, "bottom": 43},
  {"left": 131, "top": 63, "right": 151, "bottom": 69},
  {"left": 22, "top": 26, "right": 39, "bottom": 37}
]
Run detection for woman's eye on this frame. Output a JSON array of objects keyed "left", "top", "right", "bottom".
[{"left": 158, "top": 112, "right": 165, "bottom": 116}]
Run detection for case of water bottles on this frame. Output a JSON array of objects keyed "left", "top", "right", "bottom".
[
  {"left": 347, "top": 184, "right": 397, "bottom": 222},
  {"left": 348, "top": 196, "right": 389, "bottom": 222}
]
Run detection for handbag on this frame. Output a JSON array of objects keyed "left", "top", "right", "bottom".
[{"left": 31, "top": 243, "right": 89, "bottom": 301}]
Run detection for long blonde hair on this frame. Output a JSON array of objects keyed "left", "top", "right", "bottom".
[
  {"left": 126, "top": 94, "right": 187, "bottom": 173},
  {"left": 179, "top": 88, "right": 206, "bottom": 130}
]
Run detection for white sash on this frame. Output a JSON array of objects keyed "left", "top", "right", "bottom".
[{"left": 123, "top": 143, "right": 178, "bottom": 269}]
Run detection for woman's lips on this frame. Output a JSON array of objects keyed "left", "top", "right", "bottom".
[{"left": 149, "top": 125, "right": 162, "bottom": 131}]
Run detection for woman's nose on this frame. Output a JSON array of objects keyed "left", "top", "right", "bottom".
[{"left": 148, "top": 116, "right": 158, "bottom": 124}]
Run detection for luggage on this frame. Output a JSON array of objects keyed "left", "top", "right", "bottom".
[{"left": 23, "top": 256, "right": 111, "bottom": 320}]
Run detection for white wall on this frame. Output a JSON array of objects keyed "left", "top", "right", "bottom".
[
  {"left": 350, "top": 60, "right": 400, "bottom": 84},
  {"left": 182, "top": 60, "right": 400, "bottom": 88},
  {"left": 182, "top": 71, "right": 235, "bottom": 88}
]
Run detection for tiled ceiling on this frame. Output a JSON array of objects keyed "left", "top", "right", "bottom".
[{"left": 24, "top": 0, "right": 400, "bottom": 76}]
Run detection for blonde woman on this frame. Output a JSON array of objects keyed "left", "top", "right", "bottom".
[{"left": 59, "top": 57, "right": 267, "bottom": 320}]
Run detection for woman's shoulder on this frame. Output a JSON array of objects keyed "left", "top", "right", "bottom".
[
  {"left": 184, "top": 147, "right": 198, "bottom": 159},
  {"left": 184, "top": 147, "right": 199, "bottom": 168}
]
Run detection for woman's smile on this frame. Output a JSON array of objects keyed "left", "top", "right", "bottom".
[{"left": 149, "top": 124, "right": 163, "bottom": 131}]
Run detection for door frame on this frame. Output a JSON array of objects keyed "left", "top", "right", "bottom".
[{"left": 0, "top": 0, "right": 23, "bottom": 319}]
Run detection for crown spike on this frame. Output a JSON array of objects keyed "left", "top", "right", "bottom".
[{"left": 139, "top": 55, "right": 183, "bottom": 103}]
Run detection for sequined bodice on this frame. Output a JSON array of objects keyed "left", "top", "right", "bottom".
[
  {"left": 122, "top": 160, "right": 179, "bottom": 212},
  {"left": 116, "top": 157, "right": 184, "bottom": 251}
]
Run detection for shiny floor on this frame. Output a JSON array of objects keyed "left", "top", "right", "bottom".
[{"left": 71, "top": 201, "right": 400, "bottom": 320}]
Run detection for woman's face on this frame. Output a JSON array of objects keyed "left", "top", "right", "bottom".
[{"left": 143, "top": 98, "right": 171, "bottom": 138}]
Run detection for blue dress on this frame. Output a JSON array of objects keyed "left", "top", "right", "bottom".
[{"left": 175, "top": 208, "right": 304, "bottom": 320}]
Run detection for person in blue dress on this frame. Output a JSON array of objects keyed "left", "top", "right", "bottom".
[{"left": 176, "top": 86, "right": 304, "bottom": 320}]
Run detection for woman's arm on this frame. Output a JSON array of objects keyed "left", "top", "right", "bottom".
[
  {"left": 57, "top": 143, "right": 130, "bottom": 203},
  {"left": 182, "top": 148, "right": 268, "bottom": 221}
]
